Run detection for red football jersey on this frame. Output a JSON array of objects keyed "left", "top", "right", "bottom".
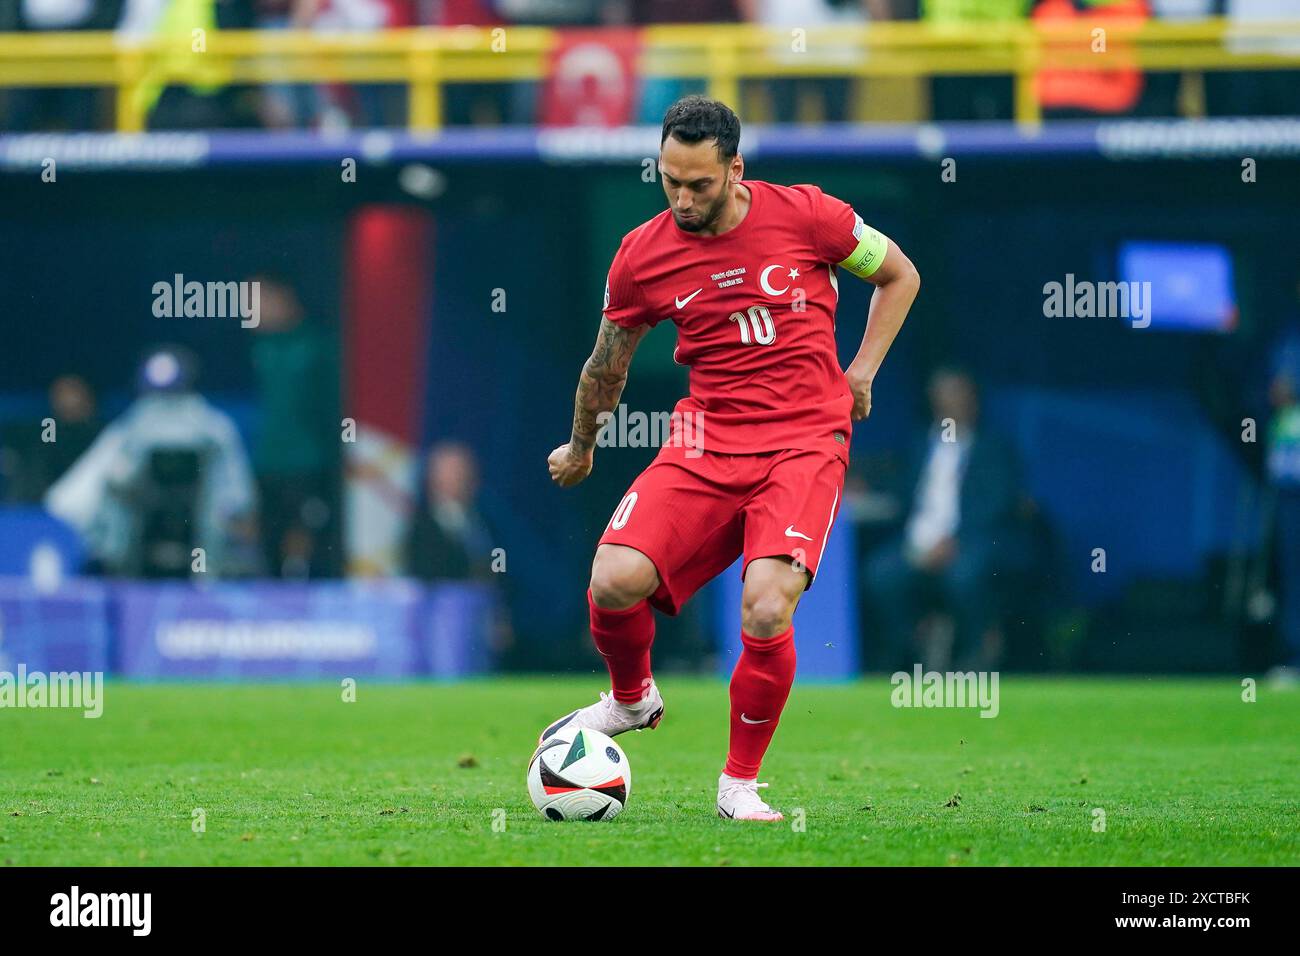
[{"left": 603, "top": 180, "right": 878, "bottom": 465}]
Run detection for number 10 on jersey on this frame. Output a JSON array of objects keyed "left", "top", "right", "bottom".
[{"left": 729, "top": 305, "right": 776, "bottom": 346}]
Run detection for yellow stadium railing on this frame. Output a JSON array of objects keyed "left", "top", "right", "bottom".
[{"left": 0, "top": 20, "right": 1298, "bottom": 133}]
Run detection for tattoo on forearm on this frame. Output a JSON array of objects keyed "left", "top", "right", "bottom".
[{"left": 570, "top": 319, "right": 646, "bottom": 454}]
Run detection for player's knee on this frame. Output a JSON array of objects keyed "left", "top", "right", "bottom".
[
  {"left": 741, "top": 589, "right": 796, "bottom": 638},
  {"left": 589, "top": 546, "right": 657, "bottom": 610}
]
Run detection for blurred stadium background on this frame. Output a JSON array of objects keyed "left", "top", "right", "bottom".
[{"left": 2, "top": 0, "right": 1300, "bottom": 686}]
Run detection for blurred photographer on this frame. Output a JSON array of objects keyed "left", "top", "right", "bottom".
[{"left": 45, "top": 345, "right": 260, "bottom": 578}]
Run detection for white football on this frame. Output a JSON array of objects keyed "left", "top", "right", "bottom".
[{"left": 527, "top": 727, "right": 630, "bottom": 821}]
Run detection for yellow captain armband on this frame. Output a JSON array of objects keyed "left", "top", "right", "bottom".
[{"left": 837, "top": 215, "right": 890, "bottom": 279}]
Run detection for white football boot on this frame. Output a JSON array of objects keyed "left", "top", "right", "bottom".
[
  {"left": 717, "top": 773, "right": 784, "bottom": 822},
  {"left": 537, "top": 681, "right": 665, "bottom": 747}
]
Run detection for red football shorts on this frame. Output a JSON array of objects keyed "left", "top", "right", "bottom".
[{"left": 596, "top": 442, "right": 847, "bottom": 616}]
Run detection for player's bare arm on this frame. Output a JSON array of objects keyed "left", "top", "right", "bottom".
[
  {"left": 845, "top": 239, "right": 920, "bottom": 422},
  {"left": 548, "top": 317, "right": 650, "bottom": 487}
]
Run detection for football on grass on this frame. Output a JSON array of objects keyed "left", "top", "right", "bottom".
[{"left": 527, "top": 728, "right": 630, "bottom": 821}]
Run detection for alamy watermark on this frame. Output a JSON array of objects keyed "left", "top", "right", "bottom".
[
  {"left": 0, "top": 665, "right": 103, "bottom": 718},
  {"left": 1043, "top": 274, "right": 1151, "bottom": 329},
  {"left": 597, "top": 403, "right": 705, "bottom": 458},
  {"left": 890, "top": 665, "right": 999, "bottom": 718},
  {"left": 152, "top": 274, "right": 260, "bottom": 328},
  {"left": 50, "top": 886, "right": 150, "bottom": 936}
]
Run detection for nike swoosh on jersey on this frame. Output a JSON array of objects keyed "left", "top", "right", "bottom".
[
  {"left": 784, "top": 526, "right": 813, "bottom": 540},
  {"left": 675, "top": 289, "right": 703, "bottom": 309},
  {"left": 740, "top": 713, "right": 771, "bottom": 725}
]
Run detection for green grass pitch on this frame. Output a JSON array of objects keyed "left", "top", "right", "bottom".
[{"left": 3, "top": 677, "right": 1297, "bottom": 866}]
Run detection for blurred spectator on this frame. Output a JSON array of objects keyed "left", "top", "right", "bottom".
[
  {"left": 48, "top": 374, "right": 100, "bottom": 449},
  {"left": 441, "top": 0, "right": 612, "bottom": 127},
  {"left": 405, "top": 441, "right": 495, "bottom": 580},
  {"left": 1206, "top": 0, "right": 1300, "bottom": 118},
  {"left": 39, "top": 376, "right": 103, "bottom": 492},
  {"left": 249, "top": 273, "right": 341, "bottom": 578},
  {"left": 863, "top": 367, "right": 1024, "bottom": 671},
  {"left": 414, "top": 1, "right": 537, "bottom": 126},
  {"left": 118, "top": 0, "right": 262, "bottom": 130},
  {"left": 603, "top": 0, "right": 745, "bottom": 123},
  {"left": 923, "top": 0, "right": 1027, "bottom": 121},
  {"left": 1266, "top": 300, "right": 1300, "bottom": 683},
  {"left": 495, "top": 0, "right": 602, "bottom": 22},
  {"left": 314, "top": 0, "right": 416, "bottom": 129},
  {"left": 44, "top": 345, "right": 259, "bottom": 577},
  {"left": 3, "top": 0, "right": 123, "bottom": 131},
  {"left": 254, "top": 0, "right": 326, "bottom": 128},
  {"left": 746, "top": 0, "right": 870, "bottom": 124},
  {"left": 0, "top": 375, "right": 103, "bottom": 503},
  {"left": 1034, "top": 0, "right": 1149, "bottom": 119},
  {"left": 1134, "top": 0, "right": 1213, "bottom": 118},
  {"left": 868, "top": 0, "right": 914, "bottom": 15}
]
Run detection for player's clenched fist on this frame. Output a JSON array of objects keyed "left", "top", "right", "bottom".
[{"left": 548, "top": 443, "right": 593, "bottom": 487}]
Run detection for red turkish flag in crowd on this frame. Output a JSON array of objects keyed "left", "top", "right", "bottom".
[{"left": 540, "top": 29, "right": 642, "bottom": 127}]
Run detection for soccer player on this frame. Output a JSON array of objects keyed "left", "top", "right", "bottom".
[{"left": 543, "top": 96, "right": 920, "bottom": 821}]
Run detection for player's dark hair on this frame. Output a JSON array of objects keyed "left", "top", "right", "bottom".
[{"left": 661, "top": 96, "right": 741, "bottom": 162}]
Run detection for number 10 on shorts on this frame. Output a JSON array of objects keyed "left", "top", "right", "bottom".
[{"left": 607, "top": 491, "right": 638, "bottom": 531}]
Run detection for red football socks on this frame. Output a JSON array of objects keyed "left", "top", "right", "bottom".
[
  {"left": 588, "top": 589, "right": 656, "bottom": 704},
  {"left": 724, "top": 626, "right": 797, "bottom": 779}
]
